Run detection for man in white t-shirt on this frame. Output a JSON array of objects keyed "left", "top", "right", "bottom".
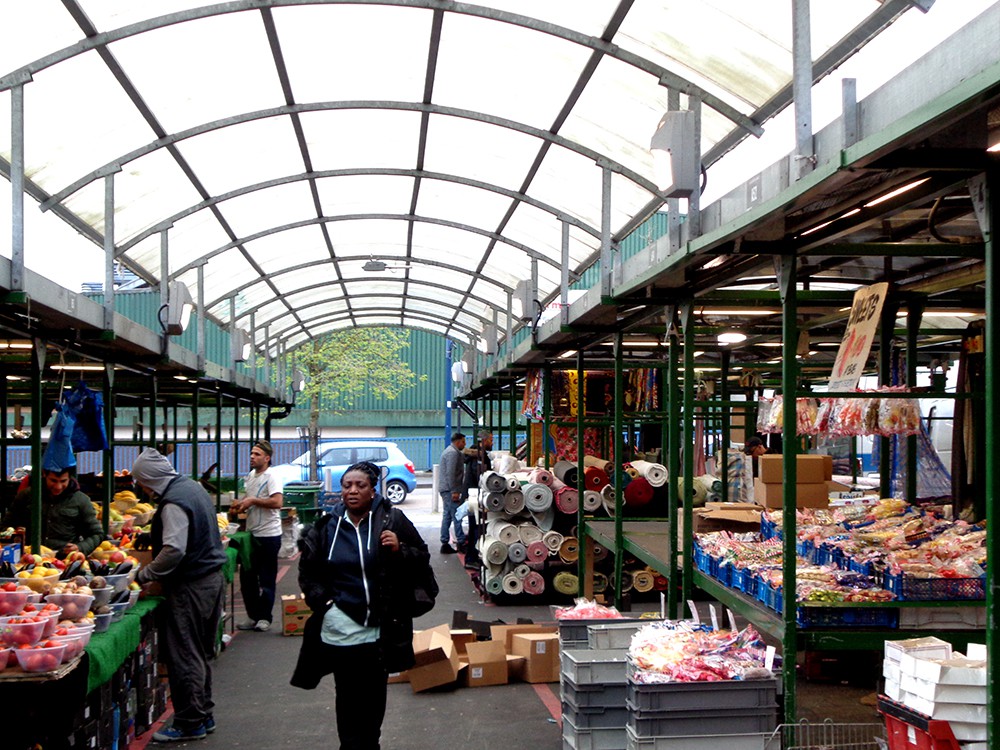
[{"left": 232, "top": 440, "right": 283, "bottom": 632}]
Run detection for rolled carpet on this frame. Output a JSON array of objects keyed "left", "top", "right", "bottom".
[
  {"left": 528, "top": 468, "right": 553, "bottom": 486},
  {"left": 623, "top": 476, "right": 654, "bottom": 508},
  {"left": 630, "top": 460, "right": 668, "bottom": 488},
  {"left": 583, "top": 465, "right": 609, "bottom": 490},
  {"left": 552, "top": 571, "right": 579, "bottom": 596},
  {"left": 554, "top": 486, "right": 579, "bottom": 514},
  {"left": 513, "top": 563, "right": 531, "bottom": 579},
  {"left": 522, "top": 571, "right": 545, "bottom": 595},
  {"left": 583, "top": 455, "right": 613, "bottom": 473},
  {"left": 552, "top": 460, "right": 578, "bottom": 488},
  {"left": 503, "top": 489, "right": 525, "bottom": 514},
  {"left": 558, "top": 536, "right": 579, "bottom": 563},
  {"left": 582, "top": 490, "right": 603, "bottom": 512},
  {"left": 542, "top": 530, "right": 564, "bottom": 552},
  {"left": 631, "top": 570, "right": 655, "bottom": 593},
  {"left": 482, "top": 537, "right": 509, "bottom": 566},
  {"left": 485, "top": 576, "right": 504, "bottom": 595},
  {"left": 517, "top": 523, "right": 543, "bottom": 546},
  {"left": 484, "top": 491, "right": 506, "bottom": 512},
  {"left": 482, "top": 471, "right": 507, "bottom": 493},
  {"left": 525, "top": 540, "right": 548, "bottom": 565},
  {"left": 523, "top": 483, "right": 553, "bottom": 512},
  {"left": 507, "top": 541, "right": 527, "bottom": 563},
  {"left": 502, "top": 572, "right": 523, "bottom": 595}
]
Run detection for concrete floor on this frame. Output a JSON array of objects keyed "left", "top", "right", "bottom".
[{"left": 146, "top": 475, "right": 884, "bottom": 747}]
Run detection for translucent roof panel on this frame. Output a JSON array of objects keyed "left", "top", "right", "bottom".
[{"left": 1, "top": 0, "right": 941, "bottom": 353}]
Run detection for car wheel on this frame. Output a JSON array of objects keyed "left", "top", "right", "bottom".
[{"left": 384, "top": 480, "right": 407, "bottom": 505}]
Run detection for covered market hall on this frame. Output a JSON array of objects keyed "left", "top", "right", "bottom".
[{"left": 3, "top": 2, "right": 1000, "bottom": 749}]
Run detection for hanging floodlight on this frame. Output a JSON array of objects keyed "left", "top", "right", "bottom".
[
  {"left": 162, "top": 281, "right": 195, "bottom": 335},
  {"left": 717, "top": 330, "right": 747, "bottom": 345},
  {"left": 649, "top": 110, "right": 698, "bottom": 197},
  {"left": 292, "top": 368, "right": 307, "bottom": 393}
]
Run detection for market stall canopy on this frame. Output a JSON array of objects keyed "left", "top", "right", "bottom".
[{"left": 1, "top": 0, "right": 938, "bottom": 356}]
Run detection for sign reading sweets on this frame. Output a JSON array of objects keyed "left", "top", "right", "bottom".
[{"left": 828, "top": 282, "right": 888, "bottom": 392}]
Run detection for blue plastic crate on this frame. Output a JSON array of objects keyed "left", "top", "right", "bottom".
[
  {"left": 883, "top": 571, "right": 985, "bottom": 601},
  {"left": 742, "top": 572, "right": 759, "bottom": 599},
  {"left": 755, "top": 578, "right": 770, "bottom": 605},
  {"left": 847, "top": 558, "right": 873, "bottom": 576},
  {"left": 796, "top": 539, "right": 816, "bottom": 562},
  {"left": 762, "top": 583, "right": 783, "bottom": 612},
  {"left": 693, "top": 544, "right": 712, "bottom": 575},
  {"left": 760, "top": 516, "right": 778, "bottom": 540},
  {"left": 715, "top": 560, "right": 732, "bottom": 587},
  {"left": 796, "top": 606, "right": 899, "bottom": 629}
]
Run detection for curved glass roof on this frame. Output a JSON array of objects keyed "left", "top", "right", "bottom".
[{"left": 1, "top": 0, "right": 940, "bottom": 354}]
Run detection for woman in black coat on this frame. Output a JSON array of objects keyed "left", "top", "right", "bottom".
[{"left": 291, "top": 461, "right": 431, "bottom": 750}]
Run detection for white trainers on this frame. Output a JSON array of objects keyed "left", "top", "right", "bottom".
[{"left": 254, "top": 619, "right": 271, "bottom": 632}]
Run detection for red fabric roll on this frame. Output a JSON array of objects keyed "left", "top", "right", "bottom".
[
  {"left": 529, "top": 468, "right": 553, "bottom": 486},
  {"left": 522, "top": 571, "right": 545, "bottom": 595},
  {"left": 555, "top": 486, "right": 579, "bottom": 514},
  {"left": 526, "top": 541, "right": 548, "bottom": 564},
  {"left": 584, "top": 466, "right": 609, "bottom": 490},
  {"left": 623, "top": 476, "right": 654, "bottom": 508}
]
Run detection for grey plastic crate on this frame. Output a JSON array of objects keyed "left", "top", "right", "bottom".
[
  {"left": 562, "top": 675, "right": 629, "bottom": 709},
  {"left": 562, "top": 702, "right": 631, "bottom": 729},
  {"left": 562, "top": 638, "right": 591, "bottom": 652},
  {"left": 627, "top": 677, "right": 778, "bottom": 712},
  {"left": 561, "top": 649, "right": 629, "bottom": 686},
  {"left": 563, "top": 714, "right": 628, "bottom": 750},
  {"left": 588, "top": 621, "right": 655, "bottom": 650},
  {"left": 625, "top": 726, "right": 766, "bottom": 750},
  {"left": 627, "top": 707, "right": 778, "bottom": 738},
  {"left": 560, "top": 617, "right": 644, "bottom": 645}
]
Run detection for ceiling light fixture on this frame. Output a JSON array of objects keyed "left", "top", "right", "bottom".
[
  {"left": 864, "top": 178, "right": 930, "bottom": 208},
  {"left": 161, "top": 281, "right": 195, "bottom": 335},
  {"left": 50, "top": 363, "right": 105, "bottom": 371},
  {"left": 717, "top": 331, "right": 747, "bottom": 345}
]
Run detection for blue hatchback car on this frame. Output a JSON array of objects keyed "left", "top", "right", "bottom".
[{"left": 269, "top": 440, "right": 418, "bottom": 504}]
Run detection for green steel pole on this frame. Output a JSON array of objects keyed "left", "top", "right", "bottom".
[
  {"left": 191, "top": 383, "right": 199, "bottom": 479},
  {"left": 102, "top": 365, "right": 114, "bottom": 537},
  {"left": 779, "top": 256, "right": 799, "bottom": 725},
  {"left": 721, "top": 350, "right": 731, "bottom": 504},
  {"left": 681, "top": 303, "right": 695, "bottom": 611},
  {"left": 215, "top": 387, "right": 223, "bottom": 511},
  {"left": 542, "top": 367, "right": 551, "bottom": 469},
  {"left": 981, "top": 164, "right": 998, "bottom": 750},
  {"left": 906, "top": 298, "right": 924, "bottom": 504},
  {"left": 666, "top": 311, "right": 680, "bottom": 619},
  {"left": 29, "top": 339, "right": 43, "bottom": 555},
  {"left": 613, "top": 332, "right": 625, "bottom": 610},
  {"left": 233, "top": 396, "right": 240, "bottom": 499},
  {"left": 509, "top": 378, "right": 517, "bottom": 457},
  {"left": 878, "top": 296, "right": 899, "bottom": 499},
  {"left": 576, "top": 350, "right": 586, "bottom": 595}
]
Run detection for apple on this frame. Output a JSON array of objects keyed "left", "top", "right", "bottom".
[
  {"left": 108, "top": 550, "right": 127, "bottom": 565},
  {"left": 66, "top": 551, "right": 86, "bottom": 564},
  {"left": 51, "top": 559, "right": 66, "bottom": 570}
]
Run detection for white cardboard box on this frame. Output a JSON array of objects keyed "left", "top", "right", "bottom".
[
  {"left": 900, "top": 692, "right": 987, "bottom": 722},
  {"left": 883, "top": 677, "right": 902, "bottom": 702},
  {"left": 950, "top": 721, "right": 988, "bottom": 742},
  {"left": 911, "top": 655, "right": 986, "bottom": 686},
  {"left": 884, "top": 637, "right": 952, "bottom": 664},
  {"left": 899, "top": 672, "right": 985, "bottom": 704},
  {"left": 882, "top": 658, "right": 900, "bottom": 683}
]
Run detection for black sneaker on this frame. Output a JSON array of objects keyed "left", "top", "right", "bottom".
[
  {"left": 440, "top": 544, "right": 457, "bottom": 554},
  {"left": 464, "top": 557, "right": 482, "bottom": 571}
]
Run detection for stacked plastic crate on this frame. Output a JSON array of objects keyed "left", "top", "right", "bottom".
[
  {"left": 625, "top": 667, "right": 779, "bottom": 750},
  {"left": 559, "top": 620, "right": 646, "bottom": 750}
]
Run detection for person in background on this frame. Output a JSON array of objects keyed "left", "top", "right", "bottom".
[
  {"left": 437, "top": 432, "right": 467, "bottom": 554},
  {"left": 291, "top": 461, "right": 429, "bottom": 750},
  {"left": 131, "top": 447, "right": 227, "bottom": 743},
  {"left": 230, "top": 440, "right": 283, "bottom": 632},
  {"left": 744, "top": 436, "right": 769, "bottom": 478},
  {"left": 1, "top": 466, "right": 104, "bottom": 557},
  {"left": 459, "top": 429, "right": 493, "bottom": 568}
]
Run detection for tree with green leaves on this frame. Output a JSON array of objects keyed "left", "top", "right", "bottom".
[{"left": 291, "top": 327, "right": 427, "bottom": 481}]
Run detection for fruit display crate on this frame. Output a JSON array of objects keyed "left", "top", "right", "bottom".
[
  {"left": 882, "top": 572, "right": 985, "bottom": 601},
  {"left": 626, "top": 669, "right": 778, "bottom": 713},
  {"left": 796, "top": 605, "right": 899, "bottom": 629}
]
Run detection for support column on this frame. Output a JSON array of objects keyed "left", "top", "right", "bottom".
[
  {"left": 666, "top": 307, "right": 680, "bottom": 619},
  {"left": 613, "top": 332, "right": 625, "bottom": 609},
  {"left": 779, "top": 256, "right": 799, "bottom": 725},
  {"left": 104, "top": 173, "right": 117, "bottom": 331},
  {"left": 906, "top": 297, "right": 924, "bottom": 503},
  {"left": 878, "top": 293, "right": 900, "bottom": 499},
  {"left": 102, "top": 365, "right": 115, "bottom": 536},
  {"left": 29, "top": 340, "right": 44, "bottom": 554},
  {"left": 792, "top": 0, "right": 814, "bottom": 179},
  {"left": 542, "top": 366, "right": 552, "bottom": 469},
  {"left": 720, "top": 349, "right": 731, "bottom": 503},
  {"left": 576, "top": 350, "right": 586, "bottom": 595},
  {"left": 680, "top": 302, "right": 695, "bottom": 609},
  {"left": 10, "top": 82, "right": 27, "bottom": 291},
  {"left": 600, "top": 164, "right": 613, "bottom": 297}
]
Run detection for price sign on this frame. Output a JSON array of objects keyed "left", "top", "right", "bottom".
[{"left": 828, "top": 282, "right": 888, "bottom": 392}]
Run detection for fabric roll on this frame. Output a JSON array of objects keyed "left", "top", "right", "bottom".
[
  {"left": 523, "top": 483, "right": 553, "bottom": 512},
  {"left": 582, "top": 490, "right": 603, "bottom": 512},
  {"left": 513, "top": 563, "right": 531, "bottom": 579},
  {"left": 503, "top": 489, "right": 525, "bottom": 514},
  {"left": 502, "top": 572, "right": 523, "bottom": 595},
  {"left": 552, "top": 571, "right": 578, "bottom": 596},
  {"left": 486, "top": 519, "right": 519, "bottom": 545},
  {"left": 542, "top": 530, "right": 564, "bottom": 552},
  {"left": 631, "top": 570, "right": 655, "bottom": 593},
  {"left": 482, "top": 537, "right": 509, "bottom": 566},
  {"left": 558, "top": 536, "right": 579, "bottom": 563},
  {"left": 482, "top": 471, "right": 507, "bottom": 493},
  {"left": 554, "top": 486, "right": 579, "bottom": 514},
  {"left": 591, "top": 572, "right": 609, "bottom": 594},
  {"left": 552, "top": 460, "right": 578, "bottom": 488},
  {"left": 522, "top": 571, "right": 545, "bottom": 595},
  {"left": 624, "top": 465, "right": 640, "bottom": 480},
  {"left": 601, "top": 484, "right": 617, "bottom": 516},
  {"left": 630, "top": 460, "right": 668, "bottom": 488},
  {"left": 528, "top": 468, "right": 553, "bottom": 486},
  {"left": 517, "top": 523, "right": 543, "bottom": 546},
  {"left": 484, "top": 491, "right": 506, "bottom": 512},
  {"left": 653, "top": 575, "right": 669, "bottom": 591},
  {"left": 505, "top": 474, "right": 521, "bottom": 492},
  {"left": 525, "top": 540, "right": 548, "bottom": 564},
  {"left": 485, "top": 576, "right": 504, "bottom": 596},
  {"left": 583, "top": 455, "right": 612, "bottom": 473},
  {"left": 619, "top": 570, "right": 634, "bottom": 593},
  {"left": 549, "top": 474, "right": 567, "bottom": 493},
  {"left": 623, "top": 476, "right": 654, "bottom": 508},
  {"left": 507, "top": 541, "right": 527, "bottom": 563},
  {"left": 592, "top": 544, "right": 608, "bottom": 564},
  {"left": 583, "top": 466, "right": 609, "bottom": 490}
]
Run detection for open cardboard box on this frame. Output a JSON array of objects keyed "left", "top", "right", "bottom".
[
  {"left": 692, "top": 502, "right": 764, "bottom": 534},
  {"left": 460, "top": 640, "right": 508, "bottom": 687},
  {"left": 510, "top": 631, "right": 560, "bottom": 683},
  {"left": 407, "top": 624, "right": 461, "bottom": 693}
]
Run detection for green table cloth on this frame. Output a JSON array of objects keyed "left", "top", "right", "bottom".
[
  {"left": 228, "top": 531, "right": 253, "bottom": 570},
  {"left": 84, "top": 597, "right": 161, "bottom": 693},
  {"left": 223, "top": 545, "right": 239, "bottom": 583}
]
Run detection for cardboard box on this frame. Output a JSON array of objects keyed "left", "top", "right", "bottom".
[
  {"left": 450, "top": 629, "right": 477, "bottom": 657},
  {"left": 489, "top": 624, "right": 558, "bottom": 653},
  {"left": 462, "top": 641, "right": 508, "bottom": 687},
  {"left": 758, "top": 454, "right": 829, "bottom": 484},
  {"left": 692, "top": 502, "right": 764, "bottom": 534},
  {"left": 281, "top": 595, "right": 312, "bottom": 636},
  {"left": 884, "top": 637, "right": 953, "bottom": 664},
  {"left": 510, "top": 632, "right": 560, "bottom": 683},
  {"left": 754, "top": 478, "right": 828, "bottom": 509},
  {"left": 506, "top": 654, "right": 526, "bottom": 680},
  {"left": 408, "top": 627, "right": 461, "bottom": 692},
  {"left": 1, "top": 542, "right": 22, "bottom": 564}
]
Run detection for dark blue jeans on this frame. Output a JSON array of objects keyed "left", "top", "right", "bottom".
[
  {"left": 240, "top": 534, "right": 281, "bottom": 623},
  {"left": 439, "top": 492, "right": 466, "bottom": 546}
]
